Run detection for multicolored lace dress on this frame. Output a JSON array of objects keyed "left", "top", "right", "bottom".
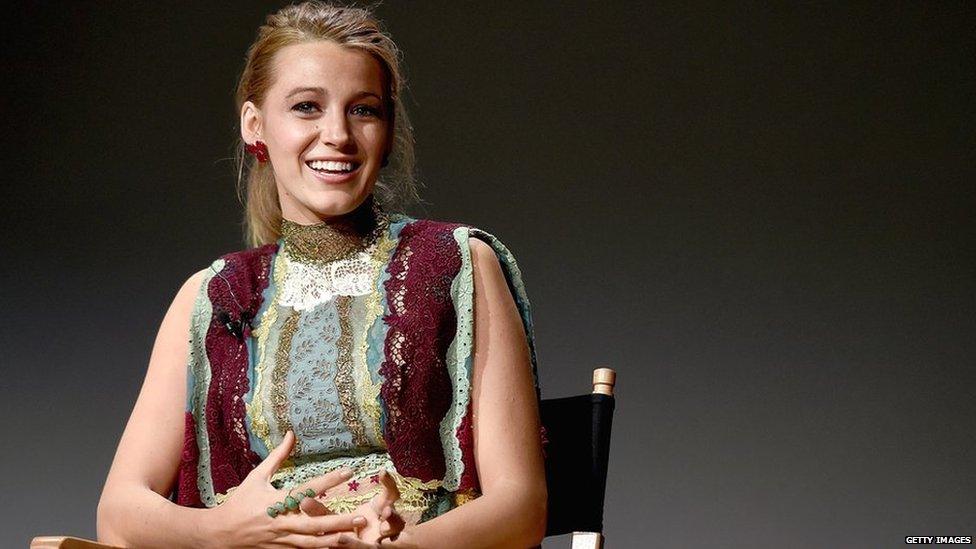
[{"left": 178, "top": 200, "right": 540, "bottom": 525}]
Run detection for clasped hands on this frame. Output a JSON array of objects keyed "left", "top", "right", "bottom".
[{"left": 205, "top": 431, "right": 408, "bottom": 548}]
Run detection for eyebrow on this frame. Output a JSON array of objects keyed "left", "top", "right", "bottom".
[{"left": 285, "top": 86, "right": 382, "bottom": 100}]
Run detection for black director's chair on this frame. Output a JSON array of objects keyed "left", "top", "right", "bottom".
[{"left": 541, "top": 368, "right": 617, "bottom": 548}]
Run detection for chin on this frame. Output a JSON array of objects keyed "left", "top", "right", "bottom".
[{"left": 304, "top": 190, "right": 372, "bottom": 218}]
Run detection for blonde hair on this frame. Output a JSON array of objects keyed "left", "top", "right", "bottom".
[{"left": 234, "top": 1, "right": 419, "bottom": 247}]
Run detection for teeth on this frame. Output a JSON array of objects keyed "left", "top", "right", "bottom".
[{"left": 308, "top": 160, "right": 355, "bottom": 172}]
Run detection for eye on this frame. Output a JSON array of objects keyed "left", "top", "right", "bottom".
[
  {"left": 352, "top": 105, "right": 382, "bottom": 118},
  {"left": 292, "top": 101, "right": 319, "bottom": 114}
]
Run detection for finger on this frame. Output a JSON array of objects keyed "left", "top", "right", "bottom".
[
  {"left": 276, "top": 513, "right": 367, "bottom": 535},
  {"left": 379, "top": 470, "right": 400, "bottom": 500},
  {"left": 299, "top": 467, "right": 355, "bottom": 496},
  {"left": 377, "top": 529, "right": 400, "bottom": 545},
  {"left": 380, "top": 506, "right": 405, "bottom": 538},
  {"left": 369, "top": 470, "right": 400, "bottom": 515},
  {"left": 335, "top": 533, "right": 376, "bottom": 548},
  {"left": 300, "top": 494, "right": 332, "bottom": 516},
  {"left": 254, "top": 430, "right": 296, "bottom": 480},
  {"left": 270, "top": 532, "right": 344, "bottom": 548}
]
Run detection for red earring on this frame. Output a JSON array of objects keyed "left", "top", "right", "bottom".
[{"left": 245, "top": 140, "right": 270, "bottom": 163}]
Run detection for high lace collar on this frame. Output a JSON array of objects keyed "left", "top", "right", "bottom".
[{"left": 279, "top": 196, "right": 388, "bottom": 264}]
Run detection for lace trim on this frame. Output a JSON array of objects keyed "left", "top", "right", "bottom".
[
  {"left": 279, "top": 198, "right": 388, "bottom": 264},
  {"left": 203, "top": 246, "right": 275, "bottom": 496},
  {"left": 214, "top": 452, "right": 444, "bottom": 518},
  {"left": 277, "top": 250, "right": 377, "bottom": 311},
  {"left": 178, "top": 412, "right": 201, "bottom": 506},
  {"left": 189, "top": 261, "right": 222, "bottom": 507},
  {"left": 441, "top": 228, "right": 541, "bottom": 491},
  {"left": 272, "top": 310, "right": 300, "bottom": 451},
  {"left": 359, "top": 227, "right": 399, "bottom": 445},
  {"left": 248, "top": 252, "right": 286, "bottom": 452},
  {"left": 379, "top": 221, "right": 461, "bottom": 482},
  {"left": 440, "top": 227, "right": 475, "bottom": 491},
  {"left": 335, "top": 296, "right": 369, "bottom": 447}
]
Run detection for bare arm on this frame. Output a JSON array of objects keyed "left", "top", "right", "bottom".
[
  {"left": 96, "top": 271, "right": 364, "bottom": 548},
  {"left": 96, "top": 269, "right": 211, "bottom": 548},
  {"left": 390, "top": 237, "right": 547, "bottom": 548}
]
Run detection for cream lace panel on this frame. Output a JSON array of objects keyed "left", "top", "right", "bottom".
[
  {"left": 278, "top": 250, "right": 376, "bottom": 312},
  {"left": 188, "top": 260, "right": 223, "bottom": 507},
  {"left": 358, "top": 231, "right": 399, "bottom": 445},
  {"left": 248, "top": 252, "right": 286, "bottom": 453}
]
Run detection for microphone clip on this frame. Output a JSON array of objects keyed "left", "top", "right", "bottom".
[{"left": 216, "top": 307, "right": 254, "bottom": 342}]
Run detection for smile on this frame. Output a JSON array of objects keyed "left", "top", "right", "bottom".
[
  {"left": 305, "top": 160, "right": 361, "bottom": 184},
  {"left": 305, "top": 159, "right": 360, "bottom": 173}
]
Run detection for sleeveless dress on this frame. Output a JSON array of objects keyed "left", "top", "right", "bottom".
[{"left": 176, "top": 207, "right": 540, "bottom": 524}]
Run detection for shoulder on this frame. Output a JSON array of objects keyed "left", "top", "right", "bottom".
[
  {"left": 163, "top": 267, "right": 212, "bottom": 329},
  {"left": 469, "top": 237, "right": 510, "bottom": 302},
  {"left": 468, "top": 237, "right": 497, "bottom": 262}
]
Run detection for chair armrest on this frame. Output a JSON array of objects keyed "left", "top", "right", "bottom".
[{"left": 30, "top": 536, "right": 123, "bottom": 549}]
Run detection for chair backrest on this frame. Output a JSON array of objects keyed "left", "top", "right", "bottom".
[{"left": 540, "top": 368, "right": 616, "bottom": 538}]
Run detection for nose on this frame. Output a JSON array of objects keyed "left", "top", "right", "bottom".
[{"left": 320, "top": 108, "right": 352, "bottom": 150}]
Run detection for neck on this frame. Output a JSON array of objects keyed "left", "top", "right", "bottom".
[{"left": 279, "top": 196, "right": 386, "bottom": 263}]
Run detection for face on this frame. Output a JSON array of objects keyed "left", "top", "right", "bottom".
[{"left": 241, "top": 40, "right": 391, "bottom": 224}]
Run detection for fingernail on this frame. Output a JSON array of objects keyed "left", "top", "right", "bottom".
[
  {"left": 353, "top": 516, "right": 367, "bottom": 526},
  {"left": 339, "top": 467, "right": 354, "bottom": 478}
]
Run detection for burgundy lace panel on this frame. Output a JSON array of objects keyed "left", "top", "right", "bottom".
[
  {"left": 204, "top": 243, "right": 277, "bottom": 495},
  {"left": 177, "top": 411, "right": 202, "bottom": 506},
  {"left": 380, "top": 220, "right": 464, "bottom": 482},
  {"left": 456, "top": 405, "right": 479, "bottom": 491}
]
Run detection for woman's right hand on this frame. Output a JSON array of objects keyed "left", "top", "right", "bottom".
[{"left": 203, "top": 430, "right": 367, "bottom": 548}]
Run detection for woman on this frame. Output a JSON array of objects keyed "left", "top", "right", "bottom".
[{"left": 96, "top": 2, "right": 546, "bottom": 547}]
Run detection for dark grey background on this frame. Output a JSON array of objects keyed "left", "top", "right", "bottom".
[{"left": 2, "top": 1, "right": 973, "bottom": 547}]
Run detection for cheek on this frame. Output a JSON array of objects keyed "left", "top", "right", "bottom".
[
  {"left": 361, "top": 124, "right": 390, "bottom": 154},
  {"left": 271, "top": 121, "right": 317, "bottom": 155}
]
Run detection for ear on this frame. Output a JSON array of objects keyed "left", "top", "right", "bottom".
[{"left": 241, "top": 100, "right": 263, "bottom": 143}]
